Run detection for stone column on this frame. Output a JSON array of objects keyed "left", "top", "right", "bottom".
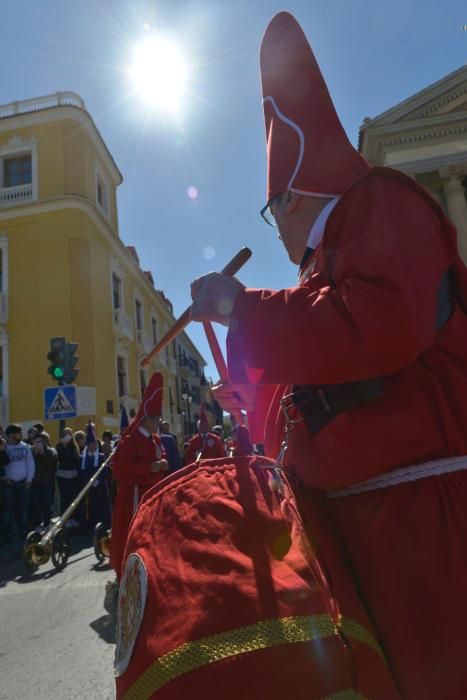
[{"left": 439, "top": 165, "right": 467, "bottom": 265}]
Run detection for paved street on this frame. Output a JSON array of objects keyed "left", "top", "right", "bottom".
[{"left": 0, "top": 539, "right": 116, "bottom": 700}]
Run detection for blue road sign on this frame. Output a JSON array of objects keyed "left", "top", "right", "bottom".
[{"left": 44, "top": 385, "right": 77, "bottom": 420}]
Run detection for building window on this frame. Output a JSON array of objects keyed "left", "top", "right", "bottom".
[
  {"left": 191, "top": 386, "right": 201, "bottom": 405},
  {"left": 117, "top": 355, "right": 128, "bottom": 397},
  {"left": 151, "top": 317, "right": 158, "bottom": 345},
  {"left": 169, "top": 385, "right": 175, "bottom": 419},
  {"left": 172, "top": 340, "right": 176, "bottom": 359},
  {"left": 3, "top": 155, "right": 32, "bottom": 188},
  {"left": 96, "top": 173, "right": 109, "bottom": 214},
  {"left": 112, "top": 273, "right": 122, "bottom": 310},
  {"left": 135, "top": 299, "right": 143, "bottom": 332},
  {"left": 139, "top": 369, "right": 147, "bottom": 399}
]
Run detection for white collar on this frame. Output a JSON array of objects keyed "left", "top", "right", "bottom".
[
  {"left": 138, "top": 426, "right": 151, "bottom": 438},
  {"left": 306, "top": 197, "right": 340, "bottom": 250}
]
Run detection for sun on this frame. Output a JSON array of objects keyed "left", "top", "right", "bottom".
[{"left": 129, "top": 36, "right": 188, "bottom": 113}]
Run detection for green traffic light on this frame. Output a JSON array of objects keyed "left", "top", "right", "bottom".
[{"left": 53, "top": 367, "right": 65, "bottom": 379}]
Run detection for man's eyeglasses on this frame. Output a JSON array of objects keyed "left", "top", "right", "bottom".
[{"left": 260, "top": 199, "right": 277, "bottom": 227}]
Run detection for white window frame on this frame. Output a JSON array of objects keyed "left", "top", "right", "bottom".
[
  {"left": 112, "top": 272, "right": 122, "bottom": 311},
  {"left": 0, "top": 140, "right": 37, "bottom": 200},
  {"left": 150, "top": 311, "right": 158, "bottom": 346},
  {"left": 139, "top": 367, "right": 148, "bottom": 400},
  {"left": 135, "top": 297, "right": 143, "bottom": 333},
  {"left": 95, "top": 161, "right": 110, "bottom": 217},
  {"left": 116, "top": 352, "right": 129, "bottom": 399},
  {"left": 110, "top": 257, "right": 125, "bottom": 313},
  {"left": 134, "top": 289, "right": 144, "bottom": 341}
]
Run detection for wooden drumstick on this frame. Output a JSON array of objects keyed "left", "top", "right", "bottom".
[
  {"left": 202, "top": 322, "right": 229, "bottom": 382},
  {"left": 141, "top": 247, "right": 252, "bottom": 368},
  {"left": 202, "top": 321, "right": 245, "bottom": 426}
]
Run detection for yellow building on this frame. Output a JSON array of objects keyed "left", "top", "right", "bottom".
[
  {"left": 0, "top": 91, "right": 207, "bottom": 441},
  {"left": 359, "top": 65, "right": 467, "bottom": 264}
]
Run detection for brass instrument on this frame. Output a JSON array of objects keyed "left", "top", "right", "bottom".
[{"left": 23, "top": 449, "right": 115, "bottom": 574}]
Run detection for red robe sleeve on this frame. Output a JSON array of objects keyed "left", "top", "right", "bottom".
[
  {"left": 112, "top": 432, "right": 165, "bottom": 485},
  {"left": 227, "top": 173, "right": 453, "bottom": 387},
  {"left": 186, "top": 435, "right": 201, "bottom": 466}
]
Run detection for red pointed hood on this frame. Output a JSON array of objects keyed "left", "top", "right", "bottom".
[
  {"left": 126, "top": 372, "right": 164, "bottom": 437},
  {"left": 199, "top": 404, "right": 209, "bottom": 426},
  {"left": 260, "top": 12, "right": 369, "bottom": 200}
]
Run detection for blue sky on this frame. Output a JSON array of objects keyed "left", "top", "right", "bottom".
[{"left": 2, "top": 0, "right": 466, "bottom": 380}]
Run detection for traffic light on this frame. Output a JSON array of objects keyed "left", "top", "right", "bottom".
[
  {"left": 64, "top": 342, "right": 79, "bottom": 384},
  {"left": 47, "top": 337, "right": 66, "bottom": 383},
  {"left": 47, "top": 338, "right": 79, "bottom": 384}
]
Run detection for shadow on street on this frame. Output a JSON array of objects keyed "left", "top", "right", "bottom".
[
  {"left": 89, "top": 579, "right": 118, "bottom": 645},
  {"left": 0, "top": 535, "right": 97, "bottom": 585}
]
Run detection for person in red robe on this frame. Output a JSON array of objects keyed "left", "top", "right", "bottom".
[
  {"left": 229, "top": 424, "right": 254, "bottom": 457},
  {"left": 185, "top": 406, "right": 226, "bottom": 464},
  {"left": 114, "top": 15, "right": 400, "bottom": 700},
  {"left": 109, "top": 373, "right": 168, "bottom": 580},
  {"left": 190, "top": 12, "right": 467, "bottom": 699}
]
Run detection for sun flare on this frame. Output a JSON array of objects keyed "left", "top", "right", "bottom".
[{"left": 129, "top": 37, "right": 188, "bottom": 113}]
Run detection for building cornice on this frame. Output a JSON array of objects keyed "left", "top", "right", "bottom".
[
  {"left": 362, "top": 110, "right": 467, "bottom": 139},
  {"left": 414, "top": 83, "right": 467, "bottom": 119},
  {"left": 378, "top": 122, "right": 467, "bottom": 148},
  {"left": 360, "top": 65, "right": 467, "bottom": 128},
  {"left": 0, "top": 104, "right": 122, "bottom": 186}
]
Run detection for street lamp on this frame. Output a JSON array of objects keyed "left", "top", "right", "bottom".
[{"left": 181, "top": 391, "right": 193, "bottom": 436}]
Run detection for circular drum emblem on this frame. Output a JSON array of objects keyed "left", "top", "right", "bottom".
[
  {"left": 207, "top": 438, "right": 214, "bottom": 447},
  {"left": 114, "top": 553, "right": 148, "bottom": 676}
]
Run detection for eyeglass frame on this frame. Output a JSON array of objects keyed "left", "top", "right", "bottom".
[{"left": 259, "top": 192, "right": 284, "bottom": 227}]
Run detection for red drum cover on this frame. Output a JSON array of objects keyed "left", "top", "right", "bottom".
[{"left": 115, "top": 456, "right": 399, "bottom": 699}]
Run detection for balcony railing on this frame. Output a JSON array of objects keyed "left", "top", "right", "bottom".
[
  {"left": 113, "top": 308, "right": 134, "bottom": 340},
  {"left": 0, "top": 183, "right": 33, "bottom": 207},
  {"left": 0, "top": 91, "right": 86, "bottom": 120},
  {"left": 136, "top": 330, "right": 154, "bottom": 355}
]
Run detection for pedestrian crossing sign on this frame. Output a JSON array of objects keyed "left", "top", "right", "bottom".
[{"left": 44, "top": 385, "right": 77, "bottom": 420}]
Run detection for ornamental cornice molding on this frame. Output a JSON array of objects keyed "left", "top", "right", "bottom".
[
  {"left": 0, "top": 106, "right": 122, "bottom": 185},
  {"left": 379, "top": 123, "right": 467, "bottom": 148},
  {"left": 414, "top": 84, "right": 467, "bottom": 119},
  {"left": 360, "top": 66, "right": 467, "bottom": 129}
]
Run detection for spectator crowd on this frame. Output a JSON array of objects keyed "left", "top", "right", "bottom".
[
  {"left": 0, "top": 422, "right": 117, "bottom": 544},
  {"left": 0, "top": 415, "right": 258, "bottom": 546}
]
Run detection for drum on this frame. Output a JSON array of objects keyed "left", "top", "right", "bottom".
[{"left": 115, "top": 455, "right": 399, "bottom": 699}]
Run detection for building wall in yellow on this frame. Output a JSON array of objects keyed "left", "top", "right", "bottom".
[{"left": 0, "top": 93, "right": 207, "bottom": 443}]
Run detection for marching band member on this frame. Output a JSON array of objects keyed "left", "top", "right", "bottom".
[
  {"left": 114, "top": 15, "right": 401, "bottom": 699},
  {"left": 109, "top": 373, "right": 168, "bottom": 580},
  {"left": 185, "top": 406, "right": 226, "bottom": 464},
  {"left": 79, "top": 422, "right": 110, "bottom": 533},
  {"left": 190, "top": 12, "right": 467, "bottom": 699},
  {"left": 229, "top": 424, "right": 254, "bottom": 457}
]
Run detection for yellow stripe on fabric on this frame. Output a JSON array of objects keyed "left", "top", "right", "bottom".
[
  {"left": 339, "top": 616, "right": 384, "bottom": 660},
  {"left": 123, "top": 614, "right": 382, "bottom": 700}
]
